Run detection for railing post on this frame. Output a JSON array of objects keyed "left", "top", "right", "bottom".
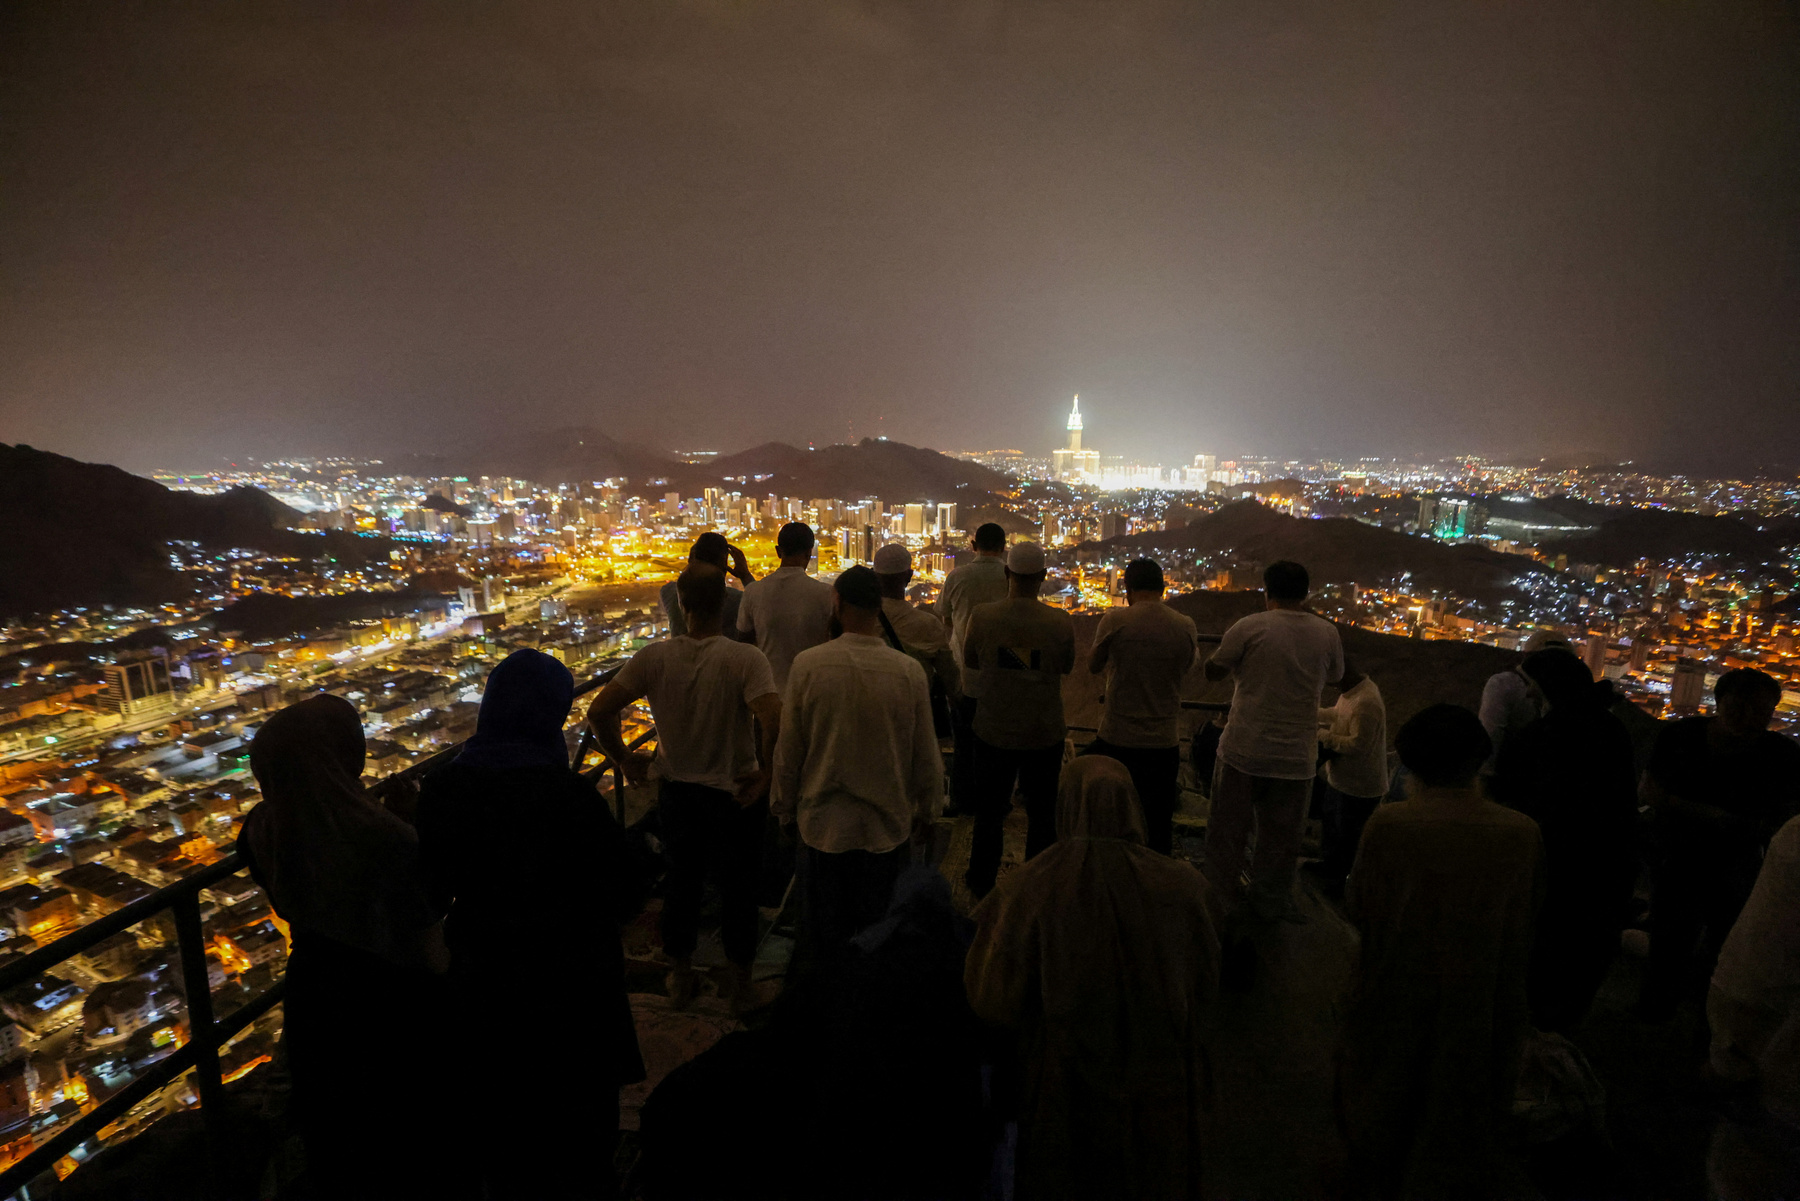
[{"left": 172, "top": 892, "right": 225, "bottom": 1116}]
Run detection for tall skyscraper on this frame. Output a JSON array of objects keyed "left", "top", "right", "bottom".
[{"left": 1051, "top": 395, "right": 1101, "bottom": 481}]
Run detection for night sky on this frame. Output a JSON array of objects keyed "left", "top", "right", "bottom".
[{"left": 2, "top": 2, "right": 1796, "bottom": 473}]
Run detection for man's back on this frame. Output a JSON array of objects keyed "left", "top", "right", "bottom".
[
  {"left": 775, "top": 633, "right": 941, "bottom": 853},
  {"left": 1350, "top": 792, "right": 1544, "bottom": 983},
  {"left": 1322, "top": 679, "right": 1389, "bottom": 799},
  {"left": 737, "top": 566, "right": 835, "bottom": 690},
  {"left": 1093, "top": 601, "right": 1197, "bottom": 748},
  {"left": 612, "top": 636, "right": 776, "bottom": 792},
  {"left": 1650, "top": 717, "right": 1800, "bottom": 847},
  {"left": 965, "top": 598, "right": 1076, "bottom": 749},
  {"left": 1212, "top": 609, "right": 1344, "bottom": 779},
  {"left": 882, "top": 596, "right": 960, "bottom": 695},
  {"left": 938, "top": 556, "right": 1008, "bottom": 665}
]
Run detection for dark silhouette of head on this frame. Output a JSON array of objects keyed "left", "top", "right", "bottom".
[
  {"left": 1522, "top": 648, "right": 1599, "bottom": 711},
  {"left": 1396, "top": 704, "right": 1492, "bottom": 789},
  {"left": 1123, "top": 558, "right": 1165, "bottom": 595},
  {"left": 687, "top": 531, "right": 730, "bottom": 571},
  {"left": 777, "top": 522, "right": 815, "bottom": 560},
  {"left": 834, "top": 564, "right": 883, "bottom": 614},
  {"left": 1263, "top": 560, "right": 1309, "bottom": 603},
  {"left": 676, "top": 565, "right": 727, "bottom": 625},
  {"left": 973, "top": 523, "right": 1006, "bottom": 553},
  {"left": 1716, "top": 668, "right": 1781, "bottom": 736}
]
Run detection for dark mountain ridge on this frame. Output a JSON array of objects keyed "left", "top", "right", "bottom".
[
  {"left": 703, "top": 438, "right": 1012, "bottom": 502},
  {"left": 420, "top": 431, "right": 1011, "bottom": 503},
  {"left": 1087, "top": 498, "right": 1561, "bottom": 604},
  {"left": 0, "top": 444, "right": 374, "bottom": 615}
]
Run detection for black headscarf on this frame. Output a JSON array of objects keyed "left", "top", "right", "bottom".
[
  {"left": 456, "top": 649, "right": 576, "bottom": 771},
  {"left": 244, "top": 694, "right": 444, "bottom": 967}
]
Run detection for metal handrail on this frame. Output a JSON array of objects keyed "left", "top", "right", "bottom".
[{"left": 0, "top": 663, "right": 625, "bottom": 1200}]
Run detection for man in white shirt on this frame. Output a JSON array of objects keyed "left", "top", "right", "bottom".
[
  {"left": 1315, "top": 656, "right": 1388, "bottom": 893},
  {"left": 936, "top": 523, "right": 1009, "bottom": 812},
  {"left": 659, "top": 531, "right": 754, "bottom": 641},
  {"left": 1203, "top": 560, "right": 1344, "bottom": 930},
  {"left": 1477, "top": 631, "right": 1572, "bottom": 776},
  {"left": 872, "top": 542, "right": 960, "bottom": 704},
  {"left": 588, "top": 566, "right": 781, "bottom": 1011},
  {"left": 1085, "top": 557, "right": 1198, "bottom": 854},
  {"left": 961, "top": 542, "right": 1076, "bottom": 898},
  {"left": 774, "top": 565, "right": 942, "bottom": 974},
  {"left": 736, "top": 522, "right": 835, "bottom": 691}
]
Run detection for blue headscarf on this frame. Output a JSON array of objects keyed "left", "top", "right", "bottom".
[{"left": 456, "top": 649, "right": 576, "bottom": 771}]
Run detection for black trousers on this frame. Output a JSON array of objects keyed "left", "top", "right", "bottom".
[
  {"left": 1321, "top": 784, "right": 1382, "bottom": 883},
  {"left": 966, "top": 738, "right": 1062, "bottom": 897},
  {"left": 1082, "top": 738, "right": 1181, "bottom": 855},
  {"left": 950, "top": 695, "right": 981, "bottom": 814},
  {"left": 796, "top": 840, "right": 909, "bottom": 978},
  {"left": 658, "top": 779, "right": 765, "bottom": 966},
  {"left": 1643, "top": 849, "right": 1758, "bottom": 1012}
]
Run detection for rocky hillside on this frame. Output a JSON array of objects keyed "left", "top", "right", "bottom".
[{"left": 0, "top": 444, "right": 367, "bottom": 615}]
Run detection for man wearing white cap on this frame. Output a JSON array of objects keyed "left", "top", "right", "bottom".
[
  {"left": 872, "top": 543, "right": 960, "bottom": 705},
  {"left": 961, "top": 541, "right": 1076, "bottom": 898}
]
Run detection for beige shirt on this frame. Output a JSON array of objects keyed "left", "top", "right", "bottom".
[
  {"left": 612, "top": 636, "right": 778, "bottom": 793},
  {"left": 773, "top": 633, "right": 943, "bottom": 854},
  {"left": 881, "top": 596, "right": 961, "bottom": 697},
  {"left": 1319, "top": 677, "right": 1389, "bottom": 799},
  {"left": 736, "top": 565, "right": 835, "bottom": 691},
  {"left": 1092, "top": 600, "right": 1199, "bottom": 748},
  {"left": 936, "top": 555, "right": 1009, "bottom": 668},
  {"left": 964, "top": 598, "right": 1077, "bottom": 750}
]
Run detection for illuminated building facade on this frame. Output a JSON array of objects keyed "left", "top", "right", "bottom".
[
  {"left": 1051, "top": 395, "right": 1100, "bottom": 481},
  {"left": 99, "top": 656, "right": 175, "bottom": 719}
]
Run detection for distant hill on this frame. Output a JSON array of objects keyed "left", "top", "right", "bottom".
[
  {"left": 1087, "top": 498, "right": 1560, "bottom": 604},
  {"left": 215, "top": 590, "right": 454, "bottom": 641},
  {"left": 417, "top": 431, "right": 1011, "bottom": 504},
  {"left": 1538, "top": 502, "right": 1798, "bottom": 581},
  {"left": 0, "top": 444, "right": 379, "bottom": 615},
  {"left": 696, "top": 438, "right": 1012, "bottom": 503}
]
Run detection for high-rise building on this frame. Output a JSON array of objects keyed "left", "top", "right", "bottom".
[
  {"left": 935, "top": 502, "right": 957, "bottom": 536},
  {"left": 837, "top": 524, "right": 878, "bottom": 566},
  {"left": 1051, "top": 395, "right": 1101, "bottom": 481},
  {"left": 1193, "top": 454, "right": 1217, "bottom": 481},
  {"left": 100, "top": 655, "right": 175, "bottom": 719},
  {"left": 903, "top": 503, "right": 926, "bottom": 536},
  {"left": 1670, "top": 658, "right": 1706, "bottom": 714}
]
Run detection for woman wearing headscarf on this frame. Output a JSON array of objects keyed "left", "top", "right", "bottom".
[
  {"left": 965, "top": 756, "right": 1219, "bottom": 1201},
  {"left": 418, "top": 649, "right": 647, "bottom": 1201},
  {"left": 1492, "top": 648, "right": 1638, "bottom": 1033},
  {"left": 1707, "top": 814, "right": 1800, "bottom": 1201},
  {"left": 239, "top": 693, "right": 453, "bottom": 1199}
]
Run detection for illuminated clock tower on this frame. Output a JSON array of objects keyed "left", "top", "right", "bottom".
[{"left": 1051, "top": 395, "right": 1100, "bottom": 481}]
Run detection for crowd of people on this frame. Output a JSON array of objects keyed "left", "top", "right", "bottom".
[{"left": 234, "top": 521, "right": 1800, "bottom": 1200}]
